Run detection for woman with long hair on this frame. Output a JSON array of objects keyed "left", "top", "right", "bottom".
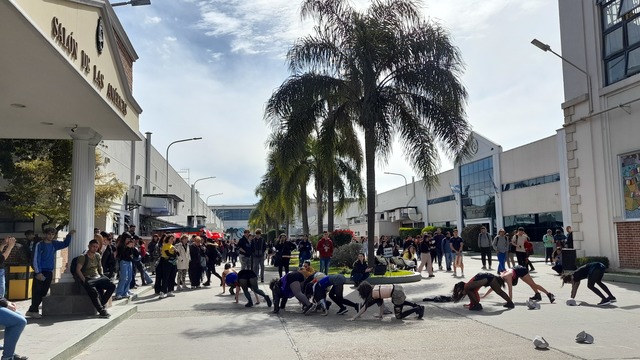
[
  {"left": 114, "top": 233, "right": 134, "bottom": 300},
  {"left": 348, "top": 281, "right": 424, "bottom": 321},
  {"left": 274, "top": 234, "right": 296, "bottom": 278},
  {"left": 174, "top": 235, "right": 191, "bottom": 290},
  {"left": 452, "top": 272, "right": 513, "bottom": 311},
  {"left": 483, "top": 265, "right": 555, "bottom": 303},
  {"left": 562, "top": 262, "right": 616, "bottom": 306},
  {"left": 157, "top": 234, "right": 177, "bottom": 299}
]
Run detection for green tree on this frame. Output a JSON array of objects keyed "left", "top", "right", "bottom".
[
  {"left": 266, "top": 0, "right": 472, "bottom": 262},
  {"left": 0, "top": 139, "right": 127, "bottom": 231}
]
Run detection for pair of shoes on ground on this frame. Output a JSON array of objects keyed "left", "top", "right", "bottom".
[
  {"left": 98, "top": 309, "right": 111, "bottom": 318},
  {"left": 503, "top": 301, "right": 515, "bottom": 309},
  {"left": 529, "top": 292, "right": 556, "bottom": 303},
  {"left": 25, "top": 311, "right": 42, "bottom": 319},
  {"left": 114, "top": 294, "right": 131, "bottom": 301},
  {"left": 598, "top": 296, "right": 617, "bottom": 306}
]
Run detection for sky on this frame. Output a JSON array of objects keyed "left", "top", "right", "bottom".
[{"left": 112, "top": 0, "right": 564, "bottom": 206}]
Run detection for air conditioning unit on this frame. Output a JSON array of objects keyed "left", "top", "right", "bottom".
[{"left": 128, "top": 185, "right": 142, "bottom": 206}]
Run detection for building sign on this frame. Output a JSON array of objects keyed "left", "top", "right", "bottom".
[
  {"left": 50, "top": 16, "right": 127, "bottom": 116},
  {"left": 621, "top": 151, "right": 640, "bottom": 219}
]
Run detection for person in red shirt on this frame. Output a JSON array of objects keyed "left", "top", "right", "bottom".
[{"left": 317, "top": 231, "right": 334, "bottom": 275}]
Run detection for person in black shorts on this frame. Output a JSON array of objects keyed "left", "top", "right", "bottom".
[
  {"left": 483, "top": 265, "right": 555, "bottom": 303},
  {"left": 452, "top": 272, "right": 514, "bottom": 311},
  {"left": 562, "top": 262, "right": 616, "bottom": 306}
]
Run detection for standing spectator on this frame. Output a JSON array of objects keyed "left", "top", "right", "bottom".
[
  {"left": 298, "top": 234, "right": 313, "bottom": 265},
  {"left": 174, "top": 235, "right": 191, "bottom": 290},
  {"left": 477, "top": 226, "right": 492, "bottom": 270},
  {"left": 565, "top": 226, "right": 574, "bottom": 249},
  {"left": 75, "top": 239, "right": 115, "bottom": 317},
  {"left": 317, "top": 231, "right": 334, "bottom": 275},
  {"left": 417, "top": 233, "right": 433, "bottom": 276},
  {"left": 251, "top": 229, "right": 267, "bottom": 282},
  {"left": 227, "top": 239, "right": 238, "bottom": 268},
  {"left": 542, "top": 229, "right": 555, "bottom": 264},
  {"left": 157, "top": 234, "right": 177, "bottom": 299},
  {"left": 25, "top": 228, "right": 74, "bottom": 319},
  {"left": 507, "top": 231, "right": 517, "bottom": 268},
  {"left": 492, "top": 229, "right": 509, "bottom": 274},
  {"left": 114, "top": 233, "right": 135, "bottom": 300},
  {"left": 274, "top": 234, "right": 296, "bottom": 278},
  {"left": 0, "top": 295, "right": 28, "bottom": 360},
  {"left": 450, "top": 229, "right": 464, "bottom": 277},
  {"left": 99, "top": 232, "right": 117, "bottom": 280},
  {"left": 433, "top": 229, "right": 445, "bottom": 270},
  {"left": 237, "top": 230, "right": 252, "bottom": 270},
  {"left": 554, "top": 229, "right": 567, "bottom": 249},
  {"left": 147, "top": 234, "right": 160, "bottom": 275},
  {"left": 204, "top": 238, "right": 222, "bottom": 286},
  {"left": 442, "top": 231, "right": 453, "bottom": 272},
  {"left": 402, "top": 235, "right": 415, "bottom": 251},
  {"left": 511, "top": 227, "right": 529, "bottom": 267},
  {"left": 0, "top": 236, "right": 19, "bottom": 298},
  {"left": 188, "top": 236, "right": 205, "bottom": 288}
]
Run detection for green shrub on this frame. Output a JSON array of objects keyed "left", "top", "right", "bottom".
[
  {"left": 399, "top": 227, "right": 422, "bottom": 238},
  {"left": 575, "top": 256, "right": 609, "bottom": 269},
  {"left": 330, "top": 242, "right": 363, "bottom": 268},
  {"left": 421, "top": 225, "right": 437, "bottom": 234},
  {"left": 461, "top": 225, "right": 482, "bottom": 252},
  {"left": 332, "top": 229, "right": 354, "bottom": 247}
]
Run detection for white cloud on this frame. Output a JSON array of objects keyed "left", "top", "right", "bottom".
[{"left": 144, "top": 15, "right": 162, "bottom": 24}]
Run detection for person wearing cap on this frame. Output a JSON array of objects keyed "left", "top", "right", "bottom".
[
  {"left": 452, "top": 272, "right": 514, "bottom": 311},
  {"left": 25, "top": 228, "right": 74, "bottom": 319},
  {"left": 562, "top": 262, "right": 616, "bottom": 306}
]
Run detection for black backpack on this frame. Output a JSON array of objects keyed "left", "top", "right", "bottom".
[{"left": 70, "top": 254, "right": 88, "bottom": 282}]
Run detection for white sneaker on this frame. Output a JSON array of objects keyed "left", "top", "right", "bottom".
[
  {"left": 25, "top": 311, "right": 42, "bottom": 319},
  {"left": 159, "top": 292, "right": 166, "bottom": 299},
  {"left": 166, "top": 292, "right": 175, "bottom": 297}
]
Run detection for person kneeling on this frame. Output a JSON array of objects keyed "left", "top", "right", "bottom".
[
  {"left": 348, "top": 282, "right": 424, "bottom": 321},
  {"left": 229, "top": 269, "right": 272, "bottom": 308},
  {"left": 75, "top": 239, "right": 115, "bottom": 318}
]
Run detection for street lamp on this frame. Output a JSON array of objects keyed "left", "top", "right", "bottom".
[
  {"left": 206, "top": 193, "right": 224, "bottom": 205},
  {"left": 191, "top": 176, "right": 216, "bottom": 225},
  {"left": 165, "top": 137, "right": 202, "bottom": 194},
  {"left": 531, "top": 38, "right": 593, "bottom": 113},
  {"left": 111, "top": 0, "right": 151, "bottom": 6},
  {"left": 384, "top": 171, "right": 408, "bottom": 195}
]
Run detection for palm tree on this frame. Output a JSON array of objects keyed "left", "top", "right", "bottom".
[{"left": 266, "top": 0, "right": 472, "bottom": 262}]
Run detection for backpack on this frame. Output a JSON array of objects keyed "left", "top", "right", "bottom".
[
  {"left": 70, "top": 254, "right": 88, "bottom": 282},
  {"left": 524, "top": 240, "right": 534, "bottom": 255}
]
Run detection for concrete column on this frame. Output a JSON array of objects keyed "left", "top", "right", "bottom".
[{"left": 68, "top": 127, "right": 102, "bottom": 258}]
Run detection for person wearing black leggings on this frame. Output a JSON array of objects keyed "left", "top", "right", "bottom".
[
  {"left": 348, "top": 282, "right": 424, "bottom": 321},
  {"left": 269, "top": 271, "right": 312, "bottom": 314},
  {"left": 203, "top": 239, "right": 222, "bottom": 286},
  {"left": 231, "top": 270, "right": 272, "bottom": 308},
  {"left": 452, "top": 272, "right": 514, "bottom": 311},
  {"left": 308, "top": 274, "right": 359, "bottom": 316},
  {"left": 562, "top": 262, "right": 616, "bottom": 306}
]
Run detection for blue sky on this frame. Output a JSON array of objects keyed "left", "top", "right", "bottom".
[{"left": 113, "top": 0, "right": 563, "bottom": 206}]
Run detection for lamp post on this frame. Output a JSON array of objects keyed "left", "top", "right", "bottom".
[
  {"left": 111, "top": 0, "right": 151, "bottom": 6},
  {"left": 384, "top": 171, "right": 408, "bottom": 195},
  {"left": 165, "top": 137, "right": 202, "bottom": 194},
  {"left": 206, "top": 193, "right": 224, "bottom": 205},
  {"left": 531, "top": 38, "right": 593, "bottom": 114},
  {"left": 191, "top": 176, "right": 216, "bottom": 226}
]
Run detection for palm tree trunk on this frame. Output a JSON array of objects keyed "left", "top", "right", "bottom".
[
  {"left": 364, "top": 129, "right": 376, "bottom": 263},
  {"left": 316, "top": 179, "right": 324, "bottom": 235},
  {"left": 300, "top": 186, "right": 309, "bottom": 235},
  {"left": 327, "top": 171, "right": 335, "bottom": 232}
]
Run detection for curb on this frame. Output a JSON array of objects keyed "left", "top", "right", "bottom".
[
  {"left": 366, "top": 272, "right": 422, "bottom": 284},
  {"left": 604, "top": 272, "right": 640, "bottom": 285},
  {"left": 48, "top": 305, "right": 137, "bottom": 360}
]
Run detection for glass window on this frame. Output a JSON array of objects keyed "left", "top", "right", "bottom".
[
  {"left": 620, "top": 0, "right": 640, "bottom": 16},
  {"left": 628, "top": 17, "right": 640, "bottom": 45},
  {"left": 607, "top": 54, "right": 626, "bottom": 83},
  {"left": 628, "top": 47, "right": 640, "bottom": 74},
  {"left": 603, "top": 0, "right": 622, "bottom": 30},
  {"left": 544, "top": 175, "right": 553, "bottom": 183},
  {"left": 605, "top": 27, "right": 624, "bottom": 56}
]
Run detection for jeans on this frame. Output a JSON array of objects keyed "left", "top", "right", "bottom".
[
  {"left": 497, "top": 252, "right": 507, "bottom": 273},
  {"left": 239, "top": 255, "right": 251, "bottom": 270},
  {"left": 0, "top": 307, "right": 26, "bottom": 359},
  {"left": 252, "top": 256, "right": 265, "bottom": 281},
  {"left": 0, "top": 268, "right": 5, "bottom": 298},
  {"left": 115, "top": 261, "right": 133, "bottom": 297},
  {"left": 443, "top": 252, "right": 453, "bottom": 271},
  {"left": 319, "top": 258, "right": 331, "bottom": 275}
]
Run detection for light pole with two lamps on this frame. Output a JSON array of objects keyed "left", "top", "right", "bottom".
[{"left": 165, "top": 137, "right": 202, "bottom": 194}]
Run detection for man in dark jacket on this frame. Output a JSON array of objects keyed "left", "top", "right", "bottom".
[
  {"left": 237, "top": 230, "right": 252, "bottom": 270},
  {"left": 99, "top": 232, "right": 117, "bottom": 280},
  {"left": 251, "top": 229, "right": 267, "bottom": 282}
]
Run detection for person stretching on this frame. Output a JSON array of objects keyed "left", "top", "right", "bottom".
[
  {"left": 483, "top": 265, "right": 555, "bottom": 303},
  {"left": 562, "top": 262, "right": 616, "bottom": 306},
  {"left": 269, "top": 272, "right": 312, "bottom": 314},
  {"left": 230, "top": 269, "right": 272, "bottom": 308},
  {"left": 348, "top": 282, "right": 424, "bottom": 321},
  {"left": 452, "top": 272, "right": 513, "bottom": 311},
  {"left": 308, "top": 274, "right": 359, "bottom": 316}
]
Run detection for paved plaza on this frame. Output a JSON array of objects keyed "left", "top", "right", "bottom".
[{"left": 6, "top": 256, "right": 640, "bottom": 360}]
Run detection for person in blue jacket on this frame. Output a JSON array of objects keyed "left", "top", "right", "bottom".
[
  {"left": 25, "top": 228, "right": 74, "bottom": 319},
  {"left": 562, "top": 262, "right": 616, "bottom": 306}
]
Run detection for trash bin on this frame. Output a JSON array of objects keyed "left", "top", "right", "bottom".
[
  {"left": 7, "top": 266, "right": 34, "bottom": 301},
  {"left": 562, "top": 249, "right": 577, "bottom": 271}
]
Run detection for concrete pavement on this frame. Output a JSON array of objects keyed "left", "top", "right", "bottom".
[{"left": 4, "top": 255, "right": 640, "bottom": 360}]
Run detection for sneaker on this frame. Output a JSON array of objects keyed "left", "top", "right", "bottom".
[
  {"left": 337, "top": 308, "right": 348, "bottom": 315},
  {"left": 488, "top": 267, "right": 492, "bottom": 270},
  {"left": 321, "top": 307, "right": 328, "bottom": 316},
  {"left": 245, "top": 302, "right": 254, "bottom": 307},
  {"left": 608, "top": 296, "right": 617, "bottom": 303},
  {"left": 598, "top": 298, "right": 611, "bottom": 306},
  {"left": 25, "top": 311, "right": 42, "bottom": 319},
  {"left": 303, "top": 303, "right": 316, "bottom": 315},
  {"left": 11, "top": 354, "right": 28, "bottom": 360},
  {"left": 547, "top": 293, "right": 556, "bottom": 304},
  {"left": 203, "top": 282, "right": 211, "bottom": 286},
  {"left": 481, "top": 266, "right": 486, "bottom": 270},
  {"left": 417, "top": 305, "right": 425, "bottom": 319},
  {"left": 428, "top": 274, "right": 435, "bottom": 278},
  {"left": 529, "top": 293, "right": 542, "bottom": 301},
  {"left": 166, "top": 292, "right": 175, "bottom": 297},
  {"left": 503, "top": 301, "right": 515, "bottom": 309},
  {"left": 265, "top": 296, "right": 272, "bottom": 308},
  {"left": 469, "top": 303, "right": 483, "bottom": 311},
  {"left": 114, "top": 296, "right": 124, "bottom": 300},
  {"left": 99, "top": 310, "right": 111, "bottom": 318},
  {"left": 159, "top": 292, "right": 167, "bottom": 299}
]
